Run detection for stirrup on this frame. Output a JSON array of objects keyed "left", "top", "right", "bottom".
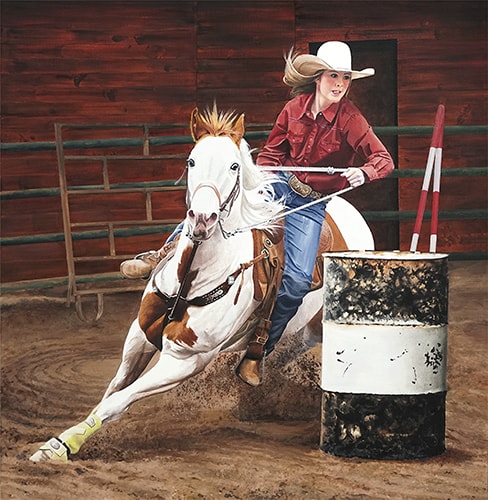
[{"left": 235, "top": 318, "right": 269, "bottom": 387}]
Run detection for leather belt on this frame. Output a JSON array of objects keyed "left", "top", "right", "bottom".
[{"left": 288, "top": 174, "right": 323, "bottom": 201}]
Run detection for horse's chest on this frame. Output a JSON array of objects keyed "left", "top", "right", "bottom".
[
  {"left": 162, "top": 311, "right": 198, "bottom": 347},
  {"left": 138, "top": 292, "right": 197, "bottom": 350},
  {"left": 138, "top": 274, "right": 256, "bottom": 352}
]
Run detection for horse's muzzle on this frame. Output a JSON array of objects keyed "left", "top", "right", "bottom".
[{"left": 187, "top": 210, "right": 218, "bottom": 240}]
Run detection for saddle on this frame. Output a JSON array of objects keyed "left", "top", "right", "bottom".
[{"left": 253, "top": 213, "right": 343, "bottom": 302}]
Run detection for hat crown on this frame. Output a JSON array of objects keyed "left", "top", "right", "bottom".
[{"left": 317, "top": 41, "right": 352, "bottom": 72}]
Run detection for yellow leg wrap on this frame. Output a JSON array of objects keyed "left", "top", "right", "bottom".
[{"left": 58, "top": 413, "right": 102, "bottom": 455}]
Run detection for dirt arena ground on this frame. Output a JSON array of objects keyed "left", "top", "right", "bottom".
[{"left": 1, "top": 260, "right": 487, "bottom": 499}]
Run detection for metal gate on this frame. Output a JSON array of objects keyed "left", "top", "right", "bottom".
[{"left": 55, "top": 123, "right": 189, "bottom": 322}]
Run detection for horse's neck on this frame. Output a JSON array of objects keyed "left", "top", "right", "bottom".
[
  {"left": 161, "top": 229, "right": 253, "bottom": 296},
  {"left": 193, "top": 230, "right": 252, "bottom": 274}
]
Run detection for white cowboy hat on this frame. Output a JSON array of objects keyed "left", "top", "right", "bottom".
[{"left": 292, "top": 41, "right": 375, "bottom": 80}]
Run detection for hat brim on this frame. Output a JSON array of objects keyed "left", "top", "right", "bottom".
[{"left": 293, "top": 54, "right": 375, "bottom": 80}]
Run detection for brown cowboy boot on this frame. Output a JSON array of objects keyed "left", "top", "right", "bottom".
[
  {"left": 120, "top": 241, "right": 177, "bottom": 280},
  {"left": 235, "top": 356, "right": 265, "bottom": 387}
]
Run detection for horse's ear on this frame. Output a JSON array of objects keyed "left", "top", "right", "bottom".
[
  {"left": 232, "top": 113, "right": 245, "bottom": 146},
  {"left": 190, "top": 107, "right": 205, "bottom": 143}
]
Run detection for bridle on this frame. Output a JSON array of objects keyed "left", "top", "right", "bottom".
[{"left": 186, "top": 164, "right": 241, "bottom": 240}]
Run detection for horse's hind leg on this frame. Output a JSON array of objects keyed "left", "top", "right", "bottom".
[{"left": 102, "top": 319, "right": 157, "bottom": 401}]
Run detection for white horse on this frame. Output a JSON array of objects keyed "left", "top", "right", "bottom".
[{"left": 30, "top": 106, "right": 373, "bottom": 462}]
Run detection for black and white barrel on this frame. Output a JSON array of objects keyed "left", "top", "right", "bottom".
[{"left": 320, "top": 251, "right": 448, "bottom": 460}]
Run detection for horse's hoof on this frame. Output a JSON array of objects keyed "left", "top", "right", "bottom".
[
  {"left": 235, "top": 356, "right": 264, "bottom": 387},
  {"left": 29, "top": 437, "right": 69, "bottom": 463}
]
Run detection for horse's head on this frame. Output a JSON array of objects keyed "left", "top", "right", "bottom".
[{"left": 185, "top": 106, "right": 245, "bottom": 241}]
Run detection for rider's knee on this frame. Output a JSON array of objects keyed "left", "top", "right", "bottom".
[{"left": 278, "top": 272, "right": 311, "bottom": 303}]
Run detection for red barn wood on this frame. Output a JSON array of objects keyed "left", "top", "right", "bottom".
[{"left": 1, "top": 1, "right": 486, "bottom": 285}]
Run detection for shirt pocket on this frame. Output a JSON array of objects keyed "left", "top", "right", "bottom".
[
  {"left": 287, "top": 130, "right": 306, "bottom": 146},
  {"left": 286, "top": 130, "right": 306, "bottom": 156},
  {"left": 318, "top": 138, "right": 341, "bottom": 156}
]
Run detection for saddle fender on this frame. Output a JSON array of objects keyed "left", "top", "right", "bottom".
[{"left": 251, "top": 225, "right": 284, "bottom": 303}]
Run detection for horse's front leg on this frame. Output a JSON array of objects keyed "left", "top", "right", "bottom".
[
  {"left": 30, "top": 319, "right": 156, "bottom": 463},
  {"left": 30, "top": 346, "right": 217, "bottom": 462},
  {"left": 95, "top": 346, "right": 216, "bottom": 424},
  {"left": 102, "top": 319, "right": 157, "bottom": 401}
]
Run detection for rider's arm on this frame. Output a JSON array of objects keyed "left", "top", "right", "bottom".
[
  {"left": 342, "top": 112, "right": 394, "bottom": 182},
  {"left": 256, "top": 107, "right": 290, "bottom": 168}
]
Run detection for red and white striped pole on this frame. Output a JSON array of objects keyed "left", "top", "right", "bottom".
[
  {"left": 410, "top": 105, "right": 445, "bottom": 252},
  {"left": 429, "top": 105, "right": 445, "bottom": 252}
]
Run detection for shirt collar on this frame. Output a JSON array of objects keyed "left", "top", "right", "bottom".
[
  {"left": 297, "top": 93, "right": 314, "bottom": 119},
  {"left": 321, "top": 101, "right": 341, "bottom": 123}
]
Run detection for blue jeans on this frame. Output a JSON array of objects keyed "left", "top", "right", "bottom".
[{"left": 265, "top": 173, "right": 327, "bottom": 354}]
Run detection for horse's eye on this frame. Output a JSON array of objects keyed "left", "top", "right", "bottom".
[
  {"left": 230, "top": 162, "right": 240, "bottom": 171},
  {"left": 187, "top": 158, "right": 195, "bottom": 168}
]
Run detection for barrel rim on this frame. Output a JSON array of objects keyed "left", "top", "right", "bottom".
[{"left": 322, "top": 250, "right": 449, "bottom": 260}]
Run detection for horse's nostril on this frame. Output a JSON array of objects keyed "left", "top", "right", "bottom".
[
  {"left": 188, "top": 209, "right": 195, "bottom": 219},
  {"left": 209, "top": 213, "right": 218, "bottom": 223}
]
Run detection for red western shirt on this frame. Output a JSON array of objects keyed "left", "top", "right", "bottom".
[{"left": 256, "top": 93, "right": 394, "bottom": 194}]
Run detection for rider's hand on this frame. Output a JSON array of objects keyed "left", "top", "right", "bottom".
[{"left": 342, "top": 167, "right": 366, "bottom": 188}]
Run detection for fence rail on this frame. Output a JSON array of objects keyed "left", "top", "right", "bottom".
[
  {"left": 1, "top": 124, "right": 487, "bottom": 297},
  {"left": 1, "top": 125, "right": 487, "bottom": 153}
]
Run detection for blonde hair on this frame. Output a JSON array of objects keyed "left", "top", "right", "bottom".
[
  {"left": 282, "top": 47, "right": 353, "bottom": 98},
  {"left": 283, "top": 48, "right": 322, "bottom": 97}
]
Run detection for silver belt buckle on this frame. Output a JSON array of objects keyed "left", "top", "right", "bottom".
[{"left": 289, "top": 175, "right": 312, "bottom": 197}]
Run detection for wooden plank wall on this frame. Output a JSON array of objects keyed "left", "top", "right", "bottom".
[{"left": 1, "top": 1, "right": 486, "bottom": 284}]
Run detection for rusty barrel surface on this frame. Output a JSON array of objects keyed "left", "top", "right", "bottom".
[{"left": 320, "top": 251, "right": 448, "bottom": 459}]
